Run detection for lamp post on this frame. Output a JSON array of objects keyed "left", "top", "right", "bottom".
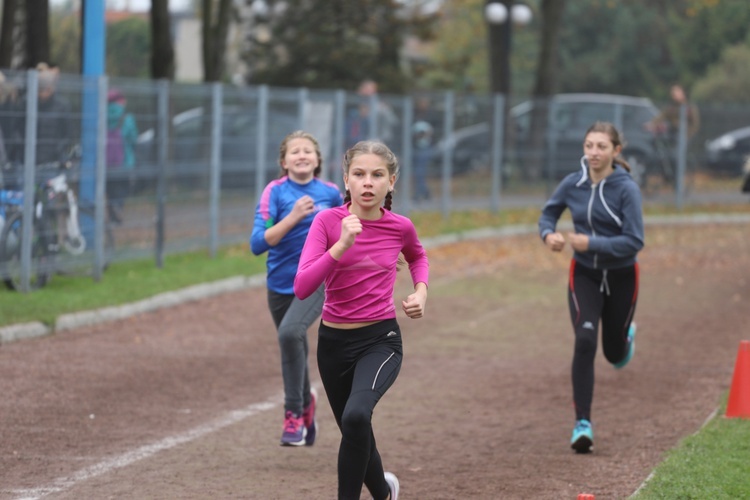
[{"left": 484, "top": 1, "right": 532, "bottom": 96}]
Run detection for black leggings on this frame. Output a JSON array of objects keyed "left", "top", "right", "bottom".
[
  {"left": 568, "top": 260, "right": 639, "bottom": 422},
  {"left": 317, "top": 319, "right": 402, "bottom": 500}
]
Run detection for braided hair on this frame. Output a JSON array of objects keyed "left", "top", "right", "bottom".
[{"left": 342, "top": 140, "right": 399, "bottom": 210}]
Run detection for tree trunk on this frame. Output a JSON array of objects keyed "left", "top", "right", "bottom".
[
  {"left": 202, "top": 0, "right": 232, "bottom": 82},
  {"left": 150, "top": 0, "right": 175, "bottom": 80},
  {"left": 25, "top": 0, "right": 49, "bottom": 67},
  {"left": 0, "top": 0, "right": 18, "bottom": 68},
  {"left": 527, "top": 0, "right": 566, "bottom": 182}
]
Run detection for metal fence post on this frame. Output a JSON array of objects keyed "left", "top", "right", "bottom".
[
  {"left": 208, "top": 82, "right": 223, "bottom": 257},
  {"left": 298, "top": 87, "right": 308, "bottom": 129},
  {"left": 332, "top": 90, "right": 346, "bottom": 188},
  {"left": 491, "top": 93, "right": 505, "bottom": 212},
  {"left": 676, "top": 103, "right": 688, "bottom": 210},
  {"left": 368, "top": 93, "right": 378, "bottom": 140},
  {"left": 92, "top": 75, "right": 108, "bottom": 281},
  {"left": 20, "top": 70, "right": 39, "bottom": 293},
  {"left": 400, "top": 95, "right": 414, "bottom": 215},
  {"left": 441, "top": 91, "right": 455, "bottom": 219},
  {"left": 255, "top": 85, "right": 269, "bottom": 202},
  {"left": 155, "top": 79, "right": 169, "bottom": 268}
]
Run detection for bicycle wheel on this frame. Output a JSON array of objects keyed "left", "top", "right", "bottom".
[{"left": 0, "top": 211, "right": 54, "bottom": 290}]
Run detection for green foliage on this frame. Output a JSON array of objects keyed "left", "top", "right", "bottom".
[
  {"left": 48, "top": 12, "right": 151, "bottom": 78},
  {"left": 107, "top": 17, "right": 151, "bottom": 78},
  {"left": 633, "top": 403, "right": 750, "bottom": 499},
  {"left": 424, "top": 0, "right": 750, "bottom": 100},
  {"left": 50, "top": 12, "right": 81, "bottom": 74},
  {"left": 692, "top": 41, "right": 750, "bottom": 103},
  {"left": 420, "top": 0, "right": 539, "bottom": 95},
  {"left": 244, "top": 0, "right": 436, "bottom": 92},
  {"left": 556, "top": 0, "right": 750, "bottom": 99}
]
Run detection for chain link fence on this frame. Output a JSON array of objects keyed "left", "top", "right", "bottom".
[{"left": 0, "top": 69, "right": 747, "bottom": 291}]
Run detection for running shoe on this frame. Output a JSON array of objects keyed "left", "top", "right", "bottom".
[
  {"left": 302, "top": 388, "right": 318, "bottom": 446},
  {"left": 280, "top": 411, "right": 306, "bottom": 446},
  {"left": 384, "top": 471, "right": 400, "bottom": 500},
  {"left": 571, "top": 419, "right": 594, "bottom": 453},
  {"left": 614, "top": 322, "right": 637, "bottom": 370}
]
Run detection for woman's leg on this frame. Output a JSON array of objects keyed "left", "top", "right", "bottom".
[
  {"left": 568, "top": 261, "right": 604, "bottom": 422},
  {"left": 601, "top": 264, "right": 639, "bottom": 365},
  {"left": 317, "top": 320, "right": 402, "bottom": 500}
]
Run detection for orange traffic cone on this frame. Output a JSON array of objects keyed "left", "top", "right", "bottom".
[
  {"left": 577, "top": 494, "right": 595, "bottom": 500},
  {"left": 726, "top": 340, "right": 750, "bottom": 418}
]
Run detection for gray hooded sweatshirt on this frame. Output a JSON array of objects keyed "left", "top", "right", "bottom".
[{"left": 538, "top": 158, "right": 645, "bottom": 270}]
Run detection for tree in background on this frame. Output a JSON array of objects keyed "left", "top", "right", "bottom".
[
  {"left": 150, "top": 0, "right": 175, "bottom": 79},
  {"left": 50, "top": 11, "right": 150, "bottom": 78},
  {"left": 50, "top": 10, "right": 80, "bottom": 72},
  {"left": 0, "top": 0, "right": 19, "bottom": 68},
  {"left": 555, "top": 0, "right": 750, "bottom": 100},
  {"left": 692, "top": 38, "right": 750, "bottom": 104},
  {"left": 26, "top": 0, "right": 49, "bottom": 67},
  {"left": 242, "top": 0, "right": 435, "bottom": 92},
  {"left": 108, "top": 16, "right": 151, "bottom": 78},
  {"left": 202, "top": 0, "right": 233, "bottom": 82},
  {"left": 526, "top": 0, "right": 566, "bottom": 181},
  {"left": 420, "top": 0, "right": 537, "bottom": 95}
]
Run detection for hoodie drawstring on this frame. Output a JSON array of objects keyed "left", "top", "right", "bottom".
[{"left": 599, "top": 269, "right": 611, "bottom": 296}]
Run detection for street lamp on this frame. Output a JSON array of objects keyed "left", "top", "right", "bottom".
[{"left": 484, "top": 1, "right": 532, "bottom": 96}]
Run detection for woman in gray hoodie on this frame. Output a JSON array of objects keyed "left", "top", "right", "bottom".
[{"left": 539, "top": 121, "right": 645, "bottom": 454}]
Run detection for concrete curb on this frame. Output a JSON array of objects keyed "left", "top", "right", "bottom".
[{"left": 1, "top": 212, "right": 748, "bottom": 344}]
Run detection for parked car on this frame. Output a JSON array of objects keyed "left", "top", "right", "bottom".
[
  {"left": 433, "top": 93, "right": 665, "bottom": 185},
  {"left": 704, "top": 126, "right": 750, "bottom": 176},
  {"left": 135, "top": 105, "right": 301, "bottom": 190}
]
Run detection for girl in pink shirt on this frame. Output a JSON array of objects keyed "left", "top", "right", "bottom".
[{"left": 295, "top": 141, "right": 429, "bottom": 500}]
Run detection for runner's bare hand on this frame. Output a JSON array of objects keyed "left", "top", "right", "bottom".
[
  {"left": 544, "top": 232, "right": 566, "bottom": 252},
  {"left": 290, "top": 195, "right": 315, "bottom": 222}
]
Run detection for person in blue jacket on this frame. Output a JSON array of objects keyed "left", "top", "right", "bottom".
[
  {"left": 251, "top": 130, "right": 343, "bottom": 446},
  {"left": 538, "top": 121, "right": 645, "bottom": 454},
  {"left": 106, "top": 88, "right": 139, "bottom": 224}
]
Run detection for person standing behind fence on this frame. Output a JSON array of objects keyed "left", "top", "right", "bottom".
[
  {"left": 345, "top": 79, "right": 399, "bottom": 148},
  {"left": 32, "top": 68, "right": 75, "bottom": 165},
  {"left": 250, "top": 131, "right": 343, "bottom": 446},
  {"left": 294, "top": 140, "right": 429, "bottom": 499},
  {"left": 105, "top": 88, "right": 138, "bottom": 225},
  {"left": 538, "top": 121, "right": 644, "bottom": 454},
  {"left": 645, "top": 83, "right": 700, "bottom": 146}
]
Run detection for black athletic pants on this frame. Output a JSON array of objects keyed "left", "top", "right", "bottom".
[
  {"left": 568, "top": 260, "right": 639, "bottom": 422},
  {"left": 317, "top": 319, "right": 402, "bottom": 500}
]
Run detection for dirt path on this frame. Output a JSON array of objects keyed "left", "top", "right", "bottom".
[{"left": 0, "top": 223, "right": 748, "bottom": 499}]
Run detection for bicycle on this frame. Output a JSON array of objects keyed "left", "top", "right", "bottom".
[{"left": 0, "top": 154, "right": 86, "bottom": 291}]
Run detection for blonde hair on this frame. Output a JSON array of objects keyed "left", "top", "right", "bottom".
[
  {"left": 277, "top": 130, "right": 323, "bottom": 178},
  {"left": 342, "top": 141, "right": 399, "bottom": 210}
]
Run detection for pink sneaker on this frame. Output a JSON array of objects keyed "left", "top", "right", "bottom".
[
  {"left": 302, "top": 388, "right": 318, "bottom": 446},
  {"left": 280, "top": 411, "right": 306, "bottom": 446}
]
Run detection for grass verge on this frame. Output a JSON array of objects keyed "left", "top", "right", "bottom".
[
  {"left": 1, "top": 203, "right": 748, "bottom": 328},
  {"left": 633, "top": 397, "right": 750, "bottom": 499}
]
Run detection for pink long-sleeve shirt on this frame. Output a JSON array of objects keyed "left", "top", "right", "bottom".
[{"left": 294, "top": 204, "right": 429, "bottom": 324}]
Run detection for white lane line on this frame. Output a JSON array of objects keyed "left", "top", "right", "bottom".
[{"left": 9, "top": 394, "right": 282, "bottom": 500}]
